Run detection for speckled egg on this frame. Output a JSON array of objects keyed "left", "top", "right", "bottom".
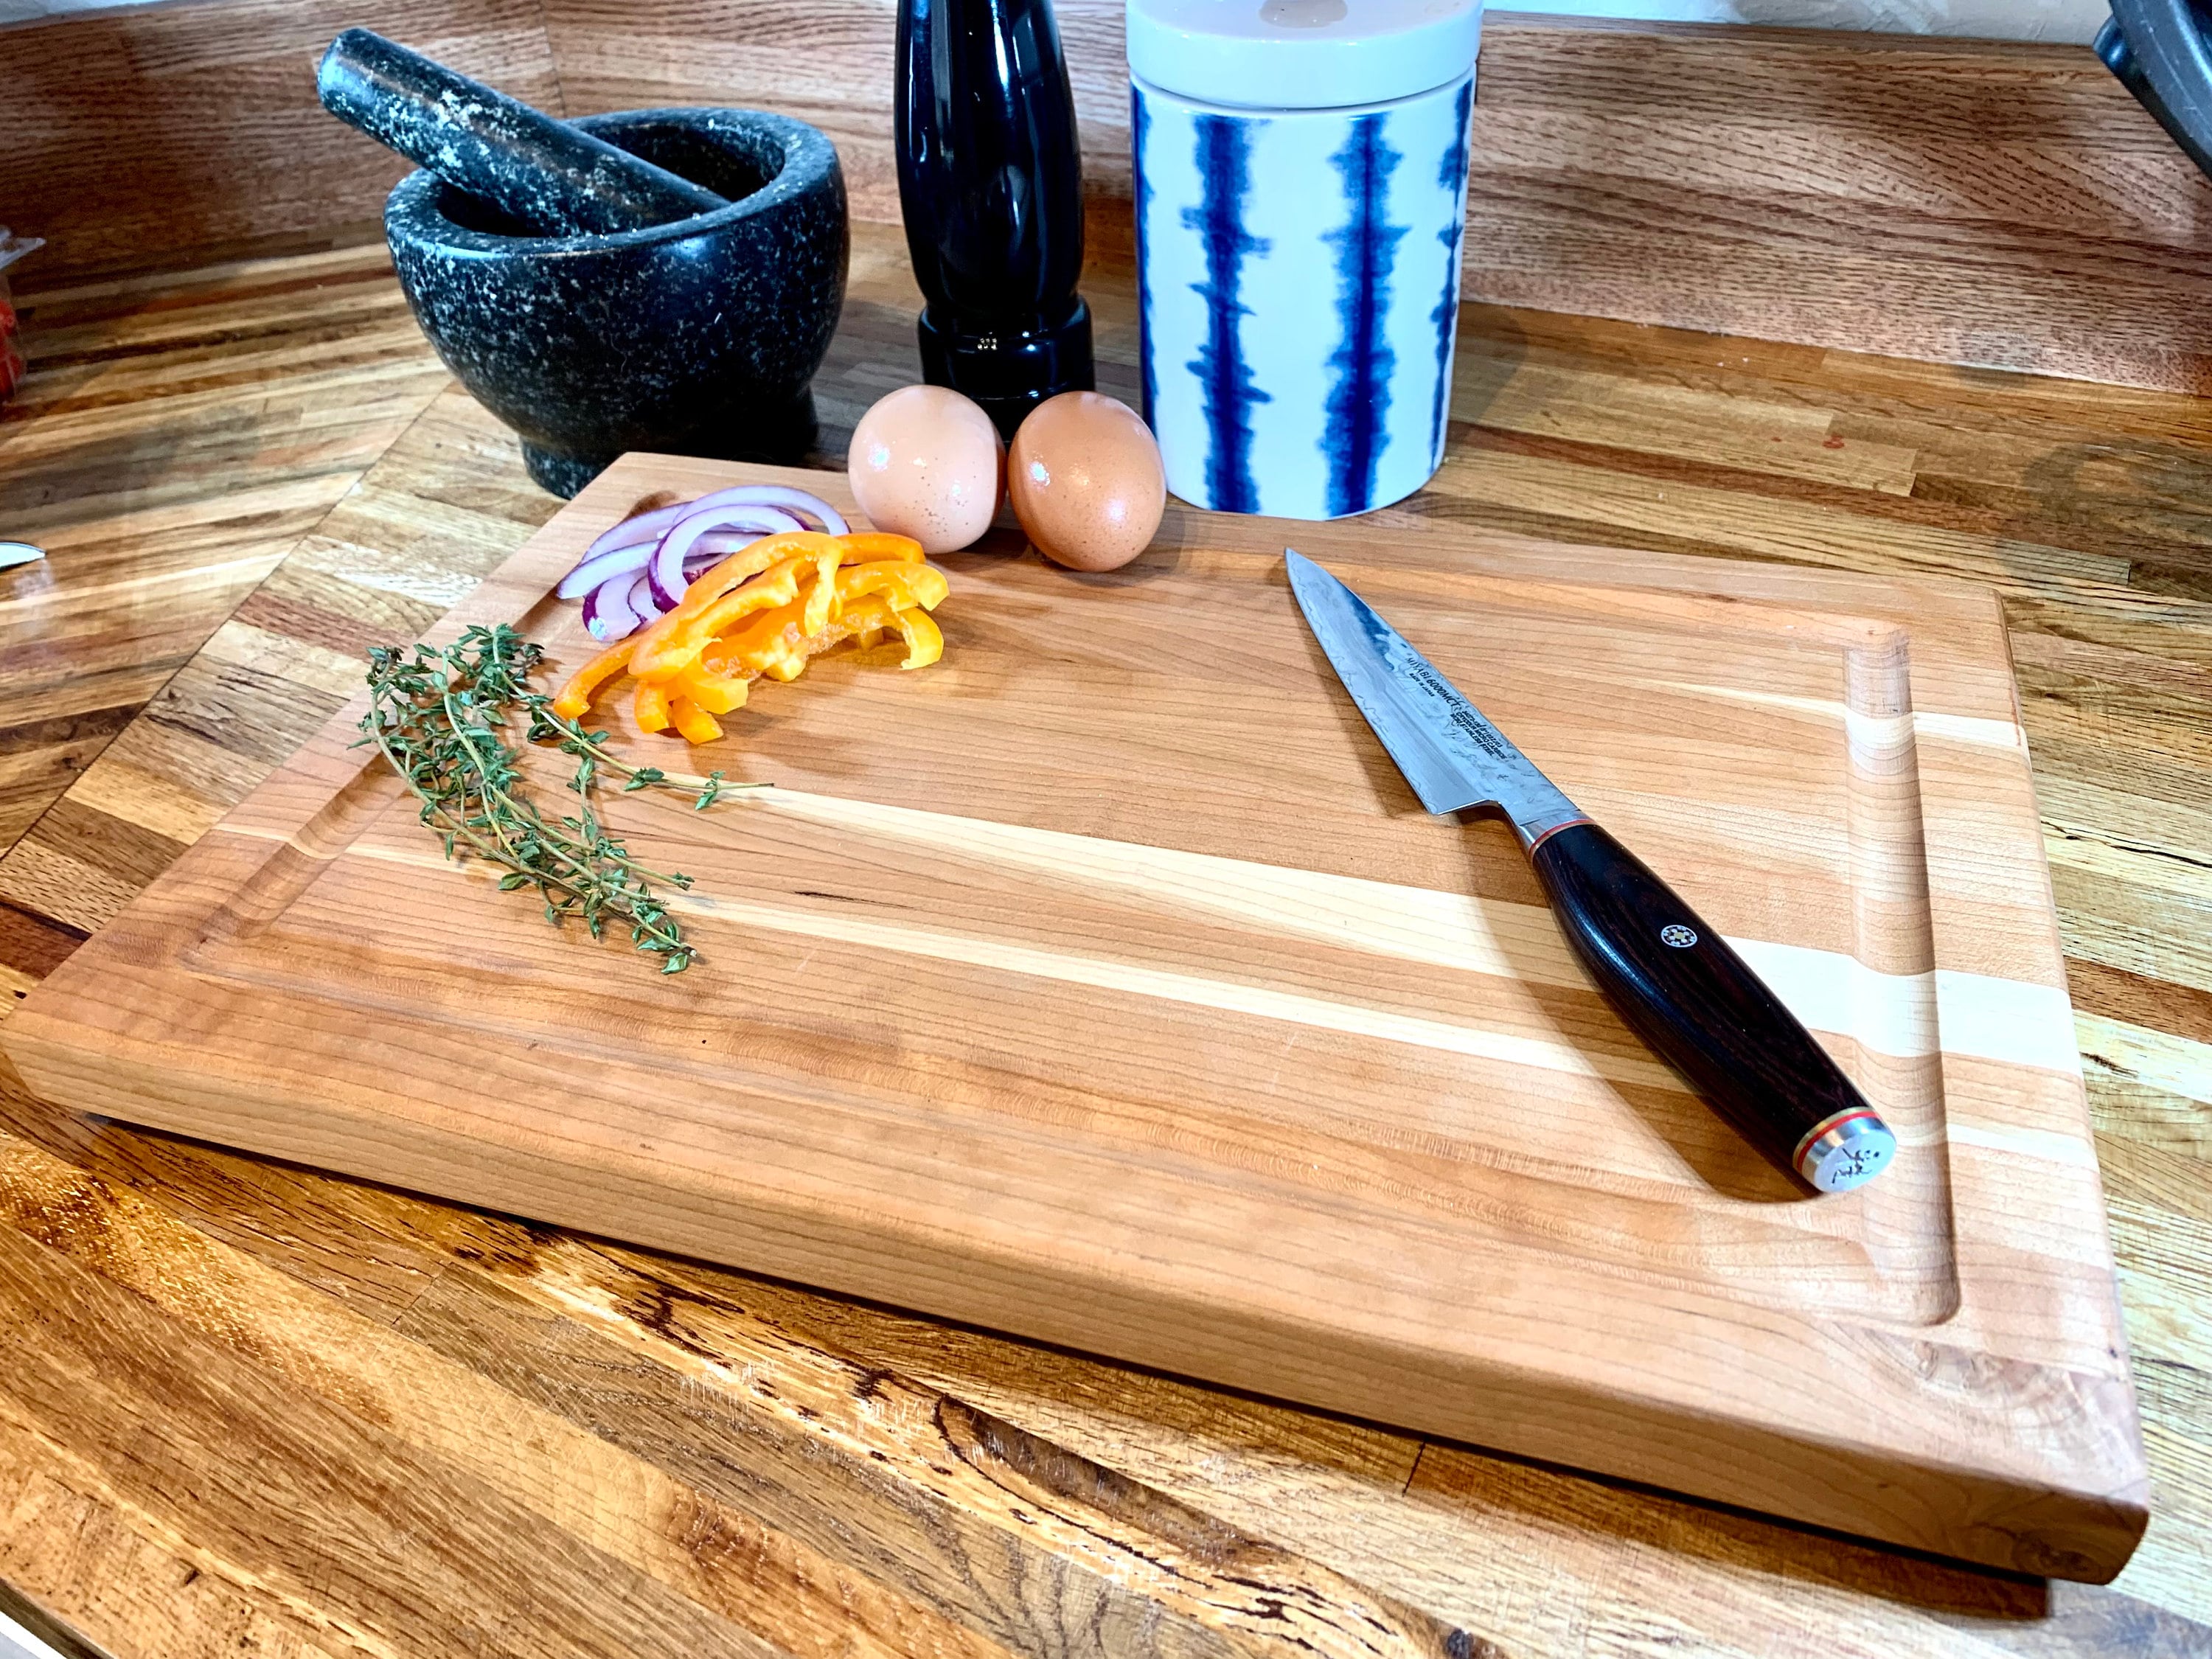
[
  {"left": 847, "top": 385, "right": 1004, "bottom": 554},
  {"left": 1006, "top": 392, "right": 1165, "bottom": 573}
]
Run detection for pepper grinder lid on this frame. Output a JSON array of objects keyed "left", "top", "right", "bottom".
[{"left": 1127, "top": 0, "right": 1484, "bottom": 110}]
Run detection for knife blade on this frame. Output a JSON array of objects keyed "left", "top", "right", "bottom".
[{"left": 1284, "top": 549, "right": 1894, "bottom": 1195}]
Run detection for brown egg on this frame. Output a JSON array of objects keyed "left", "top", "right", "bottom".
[
  {"left": 1006, "top": 392, "right": 1165, "bottom": 573},
  {"left": 847, "top": 385, "right": 1004, "bottom": 554}
]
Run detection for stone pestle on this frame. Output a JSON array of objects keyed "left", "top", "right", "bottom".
[{"left": 316, "top": 28, "right": 727, "bottom": 237}]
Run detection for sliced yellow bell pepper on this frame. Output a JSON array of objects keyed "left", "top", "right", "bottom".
[
  {"left": 691, "top": 557, "right": 804, "bottom": 639},
  {"left": 620, "top": 533, "right": 834, "bottom": 678},
  {"left": 552, "top": 637, "right": 637, "bottom": 721},
  {"left": 831, "top": 531, "right": 925, "bottom": 566},
  {"left": 633, "top": 558, "right": 806, "bottom": 683},
  {"left": 672, "top": 532, "right": 841, "bottom": 624},
  {"left": 669, "top": 695, "right": 723, "bottom": 745},
  {"left": 797, "top": 543, "right": 846, "bottom": 638},
  {"left": 633, "top": 545, "right": 853, "bottom": 684},
  {"left": 821, "top": 594, "right": 897, "bottom": 644},
  {"left": 761, "top": 641, "right": 814, "bottom": 681},
  {"left": 893, "top": 608, "right": 943, "bottom": 670},
  {"left": 715, "top": 597, "right": 805, "bottom": 664},
  {"left": 764, "top": 598, "right": 888, "bottom": 675},
  {"left": 836, "top": 560, "right": 949, "bottom": 612},
  {"left": 554, "top": 526, "right": 951, "bottom": 746},
  {"left": 682, "top": 656, "right": 754, "bottom": 715}
]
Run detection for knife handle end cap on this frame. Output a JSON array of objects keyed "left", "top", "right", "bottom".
[{"left": 1795, "top": 1109, "right": 1896, "bottom": 1194}]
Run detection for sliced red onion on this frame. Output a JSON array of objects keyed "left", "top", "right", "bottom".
[
  {"left": 567, "top": 487, "right": 844, "bottom": 638},
  {"left": 582, "top": 569, "right": 641, "bottom": 641},
  {"left": 580, "top": 501, "right": 698, "bottom": 563},
  {"left": 692, "top": 515, "right": 803, "bottom": 555},
  {"left": 662, "top": 511, "right": 814, "bottom": 604},
  {"left": 557, "top": 539, "right": 654, "bottom": 601},
  {"left": 580, "top": 486, "right": 844, "bottom": 565},
  {"left": 645, "top": 507, "right": 790, "bottom": 613},
  {"left": 560, "top": 515, "right": 809, "bottom": 617},
  {"left": 647, "top": 512, "right": 714, "bottom": 612}
]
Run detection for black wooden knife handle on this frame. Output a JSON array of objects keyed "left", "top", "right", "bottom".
[{"left": 1528, "top": 821, "right": 1894, "bottom": 1192}]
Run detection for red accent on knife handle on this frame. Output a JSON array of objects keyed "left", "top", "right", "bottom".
[
  {"left": 1525, "top": 816, "right": 1593, "bottom": 853},
  {"left": 1528, "top": 821, "right": 1876, "bottom": 1187}
]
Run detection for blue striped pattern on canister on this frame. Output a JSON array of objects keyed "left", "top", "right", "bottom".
[{"left": 1133, "top": 70, "right": 1474, "bottom": 521}]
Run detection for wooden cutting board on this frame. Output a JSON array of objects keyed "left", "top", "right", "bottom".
[{"left": 5, "top": 456, "right": 2146, "bottom": 1583}]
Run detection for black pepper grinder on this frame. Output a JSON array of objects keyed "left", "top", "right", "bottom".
[{"left": 895, "top": 0, "right": 1093, "bottom": 438}]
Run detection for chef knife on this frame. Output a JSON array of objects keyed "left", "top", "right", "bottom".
[{"left": 1284, "top": 549, "right": 1895, "bottom": 1194}]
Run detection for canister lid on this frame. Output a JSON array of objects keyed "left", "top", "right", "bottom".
[{"left": 1127, "top": 0, "right": 1483, "bottom": 111}]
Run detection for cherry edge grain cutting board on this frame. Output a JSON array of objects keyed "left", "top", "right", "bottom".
[{"left": 6, "top": 457, "right": 2146, "bottom": 1582}]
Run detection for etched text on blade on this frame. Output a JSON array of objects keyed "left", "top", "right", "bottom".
[
  {"left": 1363, "top": 613, "right": 1587, "bottom": 840},
  {"left": 1377, "top": 628, "right": 1527, "bottom": 773}
]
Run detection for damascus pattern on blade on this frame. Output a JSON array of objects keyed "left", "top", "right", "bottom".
[{"left": 1287, "top": 549, "right": 1585, "bottom": 844}]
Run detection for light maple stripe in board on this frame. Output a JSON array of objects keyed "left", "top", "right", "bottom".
[
  {"left": 682, "top": 891, "right": 1694, "bottom": 1094},
  {"left": 229, "top": 784, "right": 2079, "bottom": 1077},
  {"left": 1644, "top": 681, "right": 2028, "bottom": 754},
  {"left": 319, "top": 832, "right": 1683, "bottom": 1093},
  {"left": 742, "top": 790, "right": 2077, "bottom": 1075}
]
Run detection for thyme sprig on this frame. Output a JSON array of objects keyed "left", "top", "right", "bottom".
[{"left": 359, "top": 623, "right": 761, "bottom": 973}]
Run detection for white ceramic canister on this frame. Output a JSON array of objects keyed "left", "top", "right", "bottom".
[{"left": 1128, "top": 0, "right": 1483, "bottom": 520}]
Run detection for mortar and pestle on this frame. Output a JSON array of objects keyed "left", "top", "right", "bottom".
[{"left": 319, "top": 29, "right": 848, "bottom": 495}]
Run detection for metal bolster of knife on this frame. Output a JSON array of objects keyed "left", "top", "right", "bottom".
[{"left": 1513, "top": 801, "right": 1593, "bottom": 852}]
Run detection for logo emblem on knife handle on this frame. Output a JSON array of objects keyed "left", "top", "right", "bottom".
[{"left": 1283, "top": 549, "right": 1895, "bottom": 1195}]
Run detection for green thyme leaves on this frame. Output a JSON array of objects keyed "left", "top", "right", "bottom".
[{"left": 360, "top": 623, "right": 765, "bottom": 974}]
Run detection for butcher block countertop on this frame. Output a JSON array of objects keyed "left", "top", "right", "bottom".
[{"left": 1, "top": 215, "right": 2208, "bottom": 1659}]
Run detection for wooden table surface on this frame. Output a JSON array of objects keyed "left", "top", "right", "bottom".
[{"left": 0, "top": 215, "right": 2207, "bottom": 1659}]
